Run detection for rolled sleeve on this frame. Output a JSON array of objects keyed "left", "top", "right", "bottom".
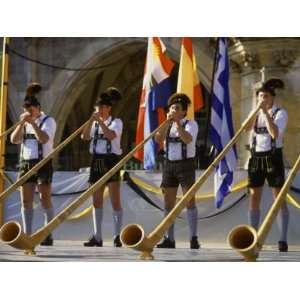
[
  {"left": 41, "top": 117, "right": 56, "bottom": 141},
  {"left": 185, "top": 120, "right": 198, "bottom": 143},
  {"left": 274, "top": 109, "right": 288, "bottom": 137},
  {"left": 90, "top": 122, "right": 96, "bottom": 139},
  {"left": 110, "top": 119, "right": 123, "bottom": 138}
]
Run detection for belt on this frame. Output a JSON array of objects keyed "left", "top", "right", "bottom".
[
  {"left": 252, "top": 148, "right": 282, "bottom": 157},
  {"left": 165, "top": 157, "right": 195, "bottom": 163},
  {"left": 93, "top": 153, "right": 118, "bottom": 160}
]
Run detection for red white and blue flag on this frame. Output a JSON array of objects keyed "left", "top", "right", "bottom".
[{"left": 134, "top": 37, "right": 175, "bottom": 169}]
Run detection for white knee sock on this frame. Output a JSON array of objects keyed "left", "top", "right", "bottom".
[
  {"left": 187, "top": 207, "right": 198, "bottom": 239},
  {"left": 248, "top": 209, "right": 260, "bottom": 230},
  {"left": 164, "top": 209, "right": 175, "bottom": 241},
  {"left": 21, "top": 207, "right": 34, "bottom": 235},
  {"left": 43, "top": 207, "right": 54, "bottom": 226},
  {"left": 93, "top": 208, "right": 103, "bottom": 242},
  {"left": 277, "top": 208, "right": 289, "bottom": 242},
  {"left": 113, "top": 209, "right": 123, "bottom": 237}
]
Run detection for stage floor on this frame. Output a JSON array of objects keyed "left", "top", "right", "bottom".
[{"left": 1, "top": 241, "right": 300, "bottom": 262}]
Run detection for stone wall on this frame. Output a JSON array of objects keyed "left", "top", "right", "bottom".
[{"left": 5, "top": 37, "right": 300, "bottom": 170}]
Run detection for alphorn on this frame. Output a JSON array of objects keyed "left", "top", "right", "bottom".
[
  {"left": 120, "top": 106, "right": 261, "bottom": 260},
  {"left": 0, "top": 120, "right": 91, "bottom": 204},
  {"left": 0, "top": 120, "right": 168, "bottom": 254},
  {"left": 0, "top": 120, "right": 24, "bottom": 140},
  {"left": 228, "top": 153, "right": 300, "bottom": 262}
]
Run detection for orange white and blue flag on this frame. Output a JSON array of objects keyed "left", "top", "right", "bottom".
[
  {"left": 134, "top": 37, "right": 174, "bottom": 169},
  {"left": 177, "top": 37, "right": 204, "bottom": 119}
]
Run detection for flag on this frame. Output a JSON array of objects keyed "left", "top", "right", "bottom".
[
  {"left": 209, "top": 38, "right": 238, "bottom": 208},
  {"left": 134, "top": 37, "right": 174, "bottom": 169},
  {"left": 177, "top": 37, "right": 204, "bottom": 119}
]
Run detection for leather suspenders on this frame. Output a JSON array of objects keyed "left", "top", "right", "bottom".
[
  {"left": 92, "top": 118, "right": 113, "bottom": 155},
  {"left": 166, "top": 120, "right": 189, "bottom": 160},
  {"left": 251, "top": 108, "right": 281, "bottom": 155},
  {"left": 21, "top": 115, "right": 50, "bottom": 161}
]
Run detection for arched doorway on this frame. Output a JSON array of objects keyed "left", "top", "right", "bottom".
[
  {"left": 55, "top": 41, "right": 147, "bottom": 170},
  {"left": 52, "top": 39, "right": 212, "bottom": 170}
]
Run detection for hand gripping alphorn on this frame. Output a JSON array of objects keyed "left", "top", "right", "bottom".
[
  {"left": 228, "top": 153, "right": 300, "bottom": 262},
  {"left": 120, "top": 106, "right": 261, "bottom": 260},
  {"left": 0, "top": 120, "right": 168, "bottom": 254}
]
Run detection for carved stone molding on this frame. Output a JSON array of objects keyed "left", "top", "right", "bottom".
[
  {"left": 241, "top": 51, "right": 260, "bottom": 70},
  {"left": 273, "top": 49, "right": 297, "bottom": 68},
  {"left": 229, "top": 59, "right": 242, "bottom": 73},
  {"left": 229, "top": 50, "right": 261, "bottom": 73},
  {"left": 229, "top": 38, "right": 300, "bottom": 73}
]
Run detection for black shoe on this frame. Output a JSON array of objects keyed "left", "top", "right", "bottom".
[
  {"left": 278, "top": 241, "right": 288, "bottom": 252},
  {"left": 157, "top": 237, "right": 176, "bottom": 249},
  {"left": 40, "top": 235, "right": 53, "bottom": 246},
  {"left": 84, "top": 236, "right": 103, "bottom": 247},
  {"left": 190, "top": 236, "right": 200, "bottom": 249},
  {"left": 114, "top": 235, "right": 122, "bottom": 247}
]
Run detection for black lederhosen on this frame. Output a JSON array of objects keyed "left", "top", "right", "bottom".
[
  {"left": 248, "top": 108, "right": 285, "bottom": 188},
  {"left": 18, "top": 116, "right": 53, "bottom": 185},
  {"left": 248, "top": 148, "right": 285, "bottom": 188},
  {"left": 89, "top": 154, "right": 121, "bottom": 184},
  {"left": 18, "top": 160, "right": 53, "bottom": 185},
  {"left": 161, "top": 120, "right": 195, "bottom": 189},
  {"left": 161, "top": 157, "right": 196, "bottom": 189},
  {"left": 89, "top": 119, "right": 121, "bottom": 184}
]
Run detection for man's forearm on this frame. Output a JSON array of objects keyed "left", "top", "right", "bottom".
[
  {"left": 10, "top": 124, "right": 25, "bottom": 144},
  {"left": 31, "top": 122, "right": 49, "bottom": 144},
  {"left": 81, "top": 119, "right": 93, "bottom": 140},
  {"left": 99, "top": 122, "right": 116, "bottom": 140},
  {"left": 264, "top": 112, "right": 278, "bottom": 138},
  {"left": 177, "top": 124, "right": 192, "bottom": 144}
]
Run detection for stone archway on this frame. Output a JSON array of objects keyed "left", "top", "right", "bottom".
[
  {"left": 50, "top": 38, "right": 214, "bottom": 170},
  {"left": 51, "top": 39, "right": 147, "bottom": 145},
  {"left": 5, "top": 37, "right": 216, "bottom": 170},
  {"left": 52, "top": 40, "right": 147, "bottom": 169},
  {"left": 52, "top": 38, "right": 215, "bottom": 170},
  {"left": 5, "top": 37, "right": 300, "bottom": 170}
]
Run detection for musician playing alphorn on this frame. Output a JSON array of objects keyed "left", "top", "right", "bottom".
[
  {"left": 245, "top": 78, "right": 289, "bottom": 252},
  {"left": 81, "top": 87, "right": 123, "bottom": 247},
  {"left": 155, "top": 93, "right": 200, "bottom": 249},
  {"left": 10, "top": 83, "right": 57, "bottom": 246}
]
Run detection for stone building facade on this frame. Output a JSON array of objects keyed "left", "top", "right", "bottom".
[{"left": 3, "top": 37, "right": 300, "bottom": 170}]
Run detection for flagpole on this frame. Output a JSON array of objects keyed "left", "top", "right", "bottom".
[
  {"left": 204, "top": 37, "right": 220, "bottom": 160},
  {"left": 0, "top": 37, "right": 10, "bottom": 226}
]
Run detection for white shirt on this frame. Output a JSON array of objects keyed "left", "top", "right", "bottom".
[
  {"left": 89, "top": 116, "right": 123, "bottom": 155},
  {"left": 164, "top": 118, "right": 198, "bottom": 161},
  {"left": 250, "top": 104, "right": 288, "bottom": 152},
  {"left": 21, "top": 112, "right": 57, "bottom": 160}
]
